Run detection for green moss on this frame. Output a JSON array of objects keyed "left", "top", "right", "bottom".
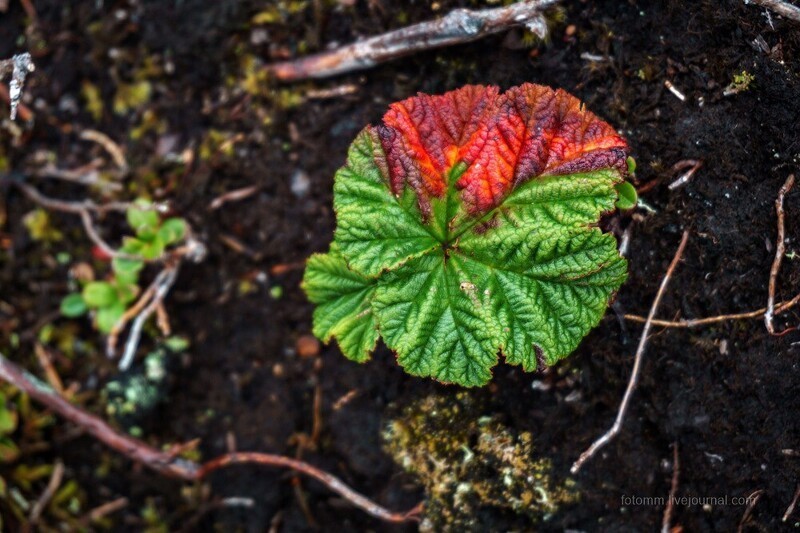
[
  {"left": 383, "top": 393, "right": 578, "bottom": 531},
  {"left": 724, "top": 70, "right": 755, "bottom": 96},
  {"left": 22, "top": 209, "right": 63, "bottom": 243},
  {"left": 113, "top": 80, "right": 152, "bottom": 115},
  {"left": 81, "top": 80, "right": 104, "bottom": 122}
]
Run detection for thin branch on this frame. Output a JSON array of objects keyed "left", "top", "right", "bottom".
[
  {"left": 79, "top": 210, "right": 136, "bottom": 260},
  {"left": 0, "top": 351, "right": 421, "bottom": 523},
  {"left": 208, "top": 185, "right": 259, "bottom": 210},
  {"left": 667, "top": 159, "right": 703, "bottom": 190},
  {"left": 118, "top": 266, "right": 178, "bottom": 371},
  {"left": 784, "top": 485, "right": 800, "bottom": 522},
  {"left": 12, "top": 180, "right": 131, "bottom": 215},
  {"left": 661, "top": 442, "right": 680, "bottom": 533},
  {"left": 767, "top": 174, "right": 795, "bottom": 334},
  {"left": 572, "top": 230, "right": 689, "bottom": 474},
  {"left": 31, "top": 161, "right": 122, "bottom": 192},
  {"left": 29, "top": 459, "right": 65, "bottom": 524},
  {"left": 738, "top": 489, "right": 765, "bottom": 533},
  {"left": 80, "top": 497, "right": 129, "bottom": 526},
  {"left": 266, "top": 0, "right": 558, "bottom": 81},
  {"left": 80, "top": 130, "right": 128, "bottom": 172},
  {"left": 745, "top": 0, "right": 800, "bottom": 23},
  {"left": 622, "top": 293, "right": 800, "bottom": 328}
]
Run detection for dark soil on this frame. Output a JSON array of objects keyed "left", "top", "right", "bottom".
[{"left": 1, "top": 0, "right": 799, "bottom": 531}]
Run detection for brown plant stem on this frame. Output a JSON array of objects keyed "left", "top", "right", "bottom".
[
  {"left": 0, "top": 351, "right": 421, "bottom": 523},
  {"left": 784, "top": 485, "right": 800, "bottom": 522},
  {"left": 572, "top": 230, "right": 689, "bottom": 474},
  {"left": 266, "top": 0, "right": 558, "bottom": 81},
  {"left": 622, "top": 293, "right": 800, "bottom": 328},
  {"left": 766, "top": 174, "right": 795, "bottom": 334},
  {"left": 661, "top": 442, "right": 680, "bottom": 533}
]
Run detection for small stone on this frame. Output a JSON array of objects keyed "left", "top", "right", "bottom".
[
  {"left": 290, "top": 169, "right": 311, "bottom": 198},
  {"left": 296, "top": 335, "right": 320, "bottom": 358}
]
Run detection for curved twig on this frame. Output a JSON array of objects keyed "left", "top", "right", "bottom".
[
  {"left": 572, "top": 230, "right": 689, "bottom": 474},
  {"left": 0, "top": 351, "right": 421, "bottom": 523}
]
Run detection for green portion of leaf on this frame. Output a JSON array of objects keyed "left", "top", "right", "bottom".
[
  {"left": 138, "top": 236, "right": 166, "bottom": 260},
  {"left": 82, "top": 282, "right": 118, "bottom": 308},
  {"left": 96, "top": 302, "right": 126, "bottom": 334},
  {"left": 126, "top": 200, "right": 160, "bottom": 234},
  {"left": 372, "top": 252, "right": 497, "bottom": 385},
  {"left": 60, "top": 293, "right": 88, "bottom": 317},
  {"left": 301, "top": 248, "right": 378, "bottom": 362},
  {"left": 615, "top": 181, "right": 638, "bottom": 210},
  {"left": 120, "top": 236, "right": 145, "bottom": 254},
  {"left": 333, "top": 129, "right": 439, "bottom": 277},
  {"left": 461, "top": 231, "right": 627, "bottom": 371},
  {"left": 114, "top": 279, "right": 140, "bottom": 305},
  {"left": 113, "top": 256, "right": 144, "bottom": 281},
  {"left": 158, "top": 217, "right": 187, "bottom": 244},
  {"left": 626, "top": 156, "right": 637, "bottom": 175},
  {"left": 0, "top": 402, "right": 17, "bottom": 435}
]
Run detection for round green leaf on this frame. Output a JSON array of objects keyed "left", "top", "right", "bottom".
[
  {"left": 82, "top": 281, "right": 118, "bottom": 308},
  {"left": 126, "top": 200, "right": 160, "bottom": 234},
  {"left": 96, "top": 303, "right": 126, "bottom": 334},
  {"left": 615, "top": 181, "right": 638, "bottom": 211},
  {"left": 113, "top": 256, "right": 144, "bottom": 280},
  {"left": 157, "top": 218, "right": 187, "bottom": 245},
  {"left": 60, "top": 293, "right": 88, "bottom": 317}
]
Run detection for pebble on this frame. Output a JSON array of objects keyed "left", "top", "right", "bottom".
[
  {"left": 290, "top": 169, "right": 310, "bottom": 198},
  {"left": 296, "top": 335, "right": 320, "bottom": 358}
]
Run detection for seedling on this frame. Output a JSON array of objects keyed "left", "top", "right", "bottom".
[
  {"left": 303, "top": 83, "right": 635, "bottom": 386},
  {"left": 60, "top": 200, "right": 187, "bottom": 334}
]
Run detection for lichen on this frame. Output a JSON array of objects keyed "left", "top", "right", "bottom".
[{"left": 383, "top": 393, "right": 578, "bottom": 531}]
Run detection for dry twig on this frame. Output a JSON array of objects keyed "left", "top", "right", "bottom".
[
  {"left": 623, "top": 294, "right": 800, "bottom": 328},
  {"left": 118, "top": 267, "right": 178, "bottom": 370},
  {"left": 785, "top": 485, "right": 800, "bottom": 522},
  {"left": 34, "top": 342, "right": 65, "bottom": 394},
  {"left": 738, "top": 489, "right": 765, "bottom": 533},
  {"left": 766, "top": 174, "right": 795, "bottom": 334},
  {"left": 668, "top": 159, "right": 703, "bottom": 190},
  {"left": 29, "top": 459, "right": 65, "bottom": 524},
  {"left": 80, "top": 130, "right": 128, "bottom": 172},
  {"left": 745, "top": 0, "right": 800, "bottom": 23},
  {"left": 80, "top": 497, "right": 129, "bottom": 525},
  {"left": 0, "top": 351, "right": 421, "bottom": 523},
  {"left": 266, "top": 0, "right": 558, "bottom": 81},
  {"left": 572, "top": 230, "right": 689, "bottom": 474},
  {"left": 661, "top": 442, "right": 680, "bottom": 533},
  {"left": 208, "top": 185, "right": 259, "bottom": 210}
]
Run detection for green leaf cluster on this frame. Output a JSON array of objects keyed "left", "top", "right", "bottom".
[
  {"left": 303, "top": 130, "right": 629, "bottom": 386},
  {"left": 60, "top": 200, "right": 187, "bottom": 334}
]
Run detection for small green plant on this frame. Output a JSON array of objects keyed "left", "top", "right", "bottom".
[
  {"left": 723, "top": 70, "right": 755, "bottom": 96},
  {"left": 60, "top": 200, "right": 187, "bottom": 334},
  {"left": 303, "top": 84, "right": 635, "bottom": 386}
]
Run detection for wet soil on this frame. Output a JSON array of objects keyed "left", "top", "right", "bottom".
[{"left": 1, "top": 0, "right": 799, "bottom": 531}]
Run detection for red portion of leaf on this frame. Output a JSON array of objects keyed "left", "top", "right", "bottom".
[
  {"left": 376, "top": 85, "right": 499, "bottom": 216},
  {"left": 374, "top": 83, "right": 629, "bottom": 216}
]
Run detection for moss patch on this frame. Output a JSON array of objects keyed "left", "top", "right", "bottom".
[{"left": 383, "top": 393, "right": 578, "bottom": 531}]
